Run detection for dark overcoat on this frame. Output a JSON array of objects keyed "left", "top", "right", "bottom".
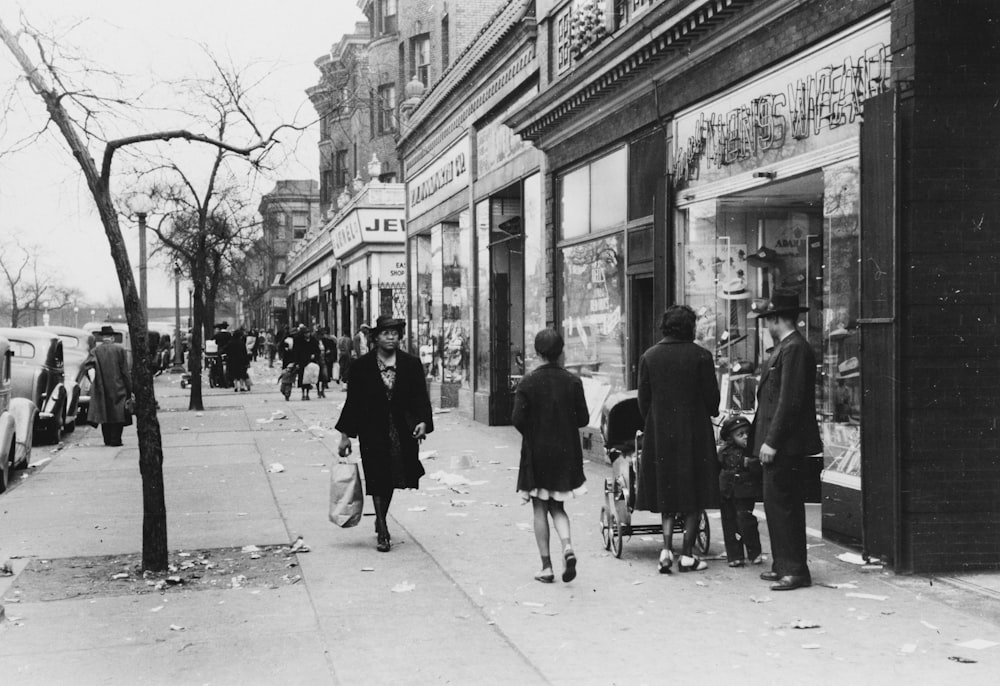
[
  {"left": 750, "top": 330, "right": 822, "bottom": 458},
  {"left": 87, "top": 342, "right": 132, "bottom": 425},
  {"left": 335, "top": 349, "right": 434, "bottom": 494},
  {"left": 635, "top": 337, "right": 721, "bottom": 512},
  {"left": 512, "top": 363, "right": 589, "bottom": 494}
]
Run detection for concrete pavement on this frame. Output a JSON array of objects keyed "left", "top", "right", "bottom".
[{"left": 1, "top": 360, "right": 999, "bottom": 685}]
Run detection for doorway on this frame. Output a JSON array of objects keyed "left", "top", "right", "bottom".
[
  {"left": 629, "top": 274, "right": 656, "bottom": 387},
  {"left": 488, "top": 188, "right": 525, "bottom": 425}
]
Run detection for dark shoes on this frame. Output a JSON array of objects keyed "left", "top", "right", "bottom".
[
  {"left": 759, "top": 570, "right": 782, "bottom": 582},
  {"left": 562, "top": 550, "right": 577, "bottom": 583},
  {"left": 677, "top": 555, "right": 708, "bottom": 572},
  {"left": 770, "top": 575, "right": 812, "bottom": 591}
]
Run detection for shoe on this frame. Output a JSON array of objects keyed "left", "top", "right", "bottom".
[
  {"left": 749, "top": 555, "right": 764, "bottom": 565},
  {"left": 657, "top": 549, "right": 674, "bottom": 574},
  {"left": 770, "top": 575, "right": 811, "bottom": 591},
  {"left": 534, "top": 569, "right": 555, "bottom": 583},
  {"left": 678, "top": 555, "right": 707, "bottom": 572},
  {"left": 562, "top": 550, "right": 577, "bottom": 583},
  {"left": 376, "top": 530, "right": 391, "bottom": 552},
  {"left": 728, "top": 559, "right": 746, "bottom": 568},
  {"left": 759, "top": 570, "right": 782, "bottom": 582}
]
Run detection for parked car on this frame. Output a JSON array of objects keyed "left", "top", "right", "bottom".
[
  {"left": 0, "top": 327, "right": 68, "bottom": 446},
  {"left": 83, "top": 320, "right": 133, "bottom": 369},
  {"left": 0, "top": 334, "right": 38, "bottom": 491},
  {"left": 32, "top": 325, "right": 96, "bottom": 428}
]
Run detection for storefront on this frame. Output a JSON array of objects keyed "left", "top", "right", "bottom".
[
  {"left": 672, "top": 13, "right": 891, "bottom": 539},
  {"left": 330, "top": 183, "right": 407, "bottom": 335}
]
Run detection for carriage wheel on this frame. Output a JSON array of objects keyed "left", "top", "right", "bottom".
[
  {"left": 600, "top": 507, "right": 612, "bottom": 551},
  {"left": 609, "top": 508, "right": 624, "bottom": 558},
  {"left": 694, "top": 510, "right": 711, "bottom": 555}
]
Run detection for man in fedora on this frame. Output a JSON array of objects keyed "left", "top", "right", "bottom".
[
  {"left": 87, "top": 325, "right": 133, "bottom": 447},
  {"left": 749, "top": 288, "right": 822, "bottom": 591}
]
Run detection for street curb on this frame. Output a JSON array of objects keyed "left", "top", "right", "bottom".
[{"left": 933, "top": 574, "right": 1000, "bottom": 602}]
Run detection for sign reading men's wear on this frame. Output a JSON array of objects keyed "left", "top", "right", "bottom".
[{"left": 331, "top": 208, "right": 406, "bottom": 259}]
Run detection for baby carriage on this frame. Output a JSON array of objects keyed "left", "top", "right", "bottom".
[{"left": 599, "top": 390, "right": 710, "bottom": 558}]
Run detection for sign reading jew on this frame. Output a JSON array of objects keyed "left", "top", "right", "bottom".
[{"left": 331, "top": 208, "right": 406, "bottom": 259}]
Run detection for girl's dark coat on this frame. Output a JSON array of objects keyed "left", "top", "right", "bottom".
[
  {"left": 335, "top": 349, "right": 434, "bottom": 494},
  {"left": 635, "top": 338, "right": 721, "bottom": 512},
  {"left": 513, "top": 363, "right": 589, "bottom": 493}
]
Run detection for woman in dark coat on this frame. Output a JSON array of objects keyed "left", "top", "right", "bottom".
[
  {"left": 513, "top": 329, "right": 589, "bottom": 583},
  {"left": 225, "top": 331, "right": 251, "bottom": 392},
  {"left": 636, "top": 305, "right": 721, "bottom": 574},
  {"left": 336, "top": 316, "right": 434, "bottom": 552}
]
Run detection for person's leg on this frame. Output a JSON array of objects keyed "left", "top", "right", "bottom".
[
  {"left": 103, "top": 423, "right": 124, "bottom": 446},
  {"left": 531, "top": 497, "right": 553, "bottom": 581},
  {"left": 735, "top": 497, "right": 763, "bottom": 562},
  {"left": 719, "top": 496, "right": 744, "bottom": 564},
  {"left": 678, "top": 512, "right": 708, "bottom": 571},
  {"left": 763, "top": 456, "right": 809, "bottom": 579},
  {"left": 548, "top": 500, "right": 577, "bottom": 582},
  {"left": 372, "top": 491, "right": 394, "bottom": 551},
  {"left": 658, "top": 513, "right": 675, "bottom": 573}
]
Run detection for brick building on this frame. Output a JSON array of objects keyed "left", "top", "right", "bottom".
[{"left": 504, "top": 0, "right": 1000, "bottom": 574}]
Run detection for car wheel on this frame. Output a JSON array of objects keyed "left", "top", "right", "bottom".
[{"left": 35, "top": 414, "right": 59, "bottom": 446}]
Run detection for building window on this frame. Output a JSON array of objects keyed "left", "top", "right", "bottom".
[
  {"left": 556, "top": 147, "right": 627, "bottom": 241},
  {"left": 335, "top": 149, "right": 349, "bottom": 188},
  {"left": 377, "top": 83, "right": 396, "bottom": 133},
  {"left": 271, "top": 212, "right": 287, "bottom": 241},
  {"left": 411, "top": 34, "right": 430, "bottom": 86},
  {"left": 292, "top": 212, "right": 309, "bottom": 240},
  {"left": 377, "top": 0, "right": 398, "bottom": 35},
  {"left": 441, "top": 16, "right": 449, "bottom": 69}
]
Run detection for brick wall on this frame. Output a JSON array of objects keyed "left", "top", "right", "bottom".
[{"left": 896, "top": 0, "right": 1000, "bottom": 572}]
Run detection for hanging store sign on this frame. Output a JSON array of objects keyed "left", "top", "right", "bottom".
[
  {"left": 673, "top": 15, "right": 890, "bottom": 186},
  {"left": 407, "top": 137, "right": 470, "bottom": 216},
  {"left": 331, "top": 208, "right": 407, "bottom": 259}
]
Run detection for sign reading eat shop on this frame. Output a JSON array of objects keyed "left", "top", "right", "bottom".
[{"left": 331, "top": 208, "right": 406, "bottom": 259}]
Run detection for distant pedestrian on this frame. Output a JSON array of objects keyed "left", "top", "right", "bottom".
[
  {"left": 636, "top": 305, "right": 721, "bottom": 574},
  {"left": 337, "top": 332, "right": 354, "bottom": 388},
  {"left": 278, "top": 363, "right": 297, "bottom": 401},
  {"left": 88, "top": 325, "right": 133, "bottom": 447},
  {"left": 336, "top": 316, "right": 434, "bottom": 552},
  {"left": 353, "top": 323, "right": 370, "bottom": 358},
  {"left": 301, "top": 358, "right": 319, "bottom": 400},
  {"left": 226, "top": 330, "right": 251, "bottom": 392},
  {"left": 513, "top": 329, "right": 589, "bottom": 584},
  {"left": 750, "top": 288, "right": 822, "bottom": 591},
  {"left": 717, "top": 414, "right": 763, "bottom": 567}
]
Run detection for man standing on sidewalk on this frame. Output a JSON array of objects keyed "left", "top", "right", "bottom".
[
  {"left": 749, "top": 288, "right": 822, "bottom": 591},
  {"left": 87, "top": 325, "right": 133, "bottom": 447}
]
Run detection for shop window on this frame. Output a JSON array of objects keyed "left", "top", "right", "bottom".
[
  {"left": 557, "top": 147, "right": 626, "bottom": 241},
  {"left": 560, "top": 233, "right": 626, "bottom": 417},
  {"left": 475, "top": 200, "right": 491, "bottom": 393},
  {"left": 628, "top": 129, "right": 665, "bottom": 221},
  {"left": 441, "top": 220, "right": 471, "bottom": 390},
  {"left": 522, "top": 174, "right": 546, "bottom": 372}
]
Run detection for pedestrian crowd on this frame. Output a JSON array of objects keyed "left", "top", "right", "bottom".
[{"left": 95, "top": 288, "right": 819, "bottom": 591}]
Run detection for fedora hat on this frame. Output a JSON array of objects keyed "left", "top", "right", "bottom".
[
  {"left": 99, "top": 325, "right": 116, "bottom": 337},
  {"left": 746, "top": 246, "right": 779, "bottom": 268},
  {"left": 720, "top": 276, "right": 752, "bottom": 300},
  {"left": 372, "top": 315, "right": 406, "bottom": 335},
  {"left": 749, "top": 287, "right": 809, "bottom": 318}
]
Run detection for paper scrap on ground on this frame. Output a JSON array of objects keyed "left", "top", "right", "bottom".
[
  {"left": 522, "top": 601, "right": 545, "bottom": 608},
  {"left": 268, "top": 463, "right": 285, "bottom": 473},
  {"left": 428, "top": 471, "right": 472, "bottom": 486},
  {"left": 241, "top": 545, "right": 261, "bottom": 553},
  {"left": 819, "top": 582, "right": 858, "bottom": 589},
  {"left": 289, "top": 537, "right": 309, "bottom": 554},
  {"left": 792, "top": 620, "right": 820, "bottom": 629},
  {"left": 361, "top": 567, "right": 375, "bottom": 572},
  {"left": 900, "top": 643, "right": 917, "bottom": 653},
  {"left": 391, "top": 581, "right": 416, "bottom": 593},
  {"left": 801, "top": 644, "right": 821, "bottom": 650},
  {"left": 750, "top": 595, "right": 772, "bottom": 603},
  {"left": 957, "top": 639, "right": 999, "bottom": 650},
  {"left": 921, "top": 620, "right": 939, "bottom": 631},
  {"left": 846, "top": 592, "right": 888, "bottom": 601},
  {"left": 407, "top": 506, "right": 427, "bottom": 512},
  {"left": 419, "top": 450, "right": 438, "bottom": 461},
  {"left": 837, "top": 552, "right": 868, "bottom": 565},
  {"left": 169, "top": 624, "right": 185, "bottom": 631}
]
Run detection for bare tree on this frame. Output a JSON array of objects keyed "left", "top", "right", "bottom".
[
  {"left": 0, "top": 16, "right": 299, "bottom": 571},
  {"left": 0, "top": 234, "right": 80, "bottom": 327}
]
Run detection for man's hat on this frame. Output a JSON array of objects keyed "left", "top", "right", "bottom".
[
  {"left": 746, "top": 246, "right": 779, "bottom": 268},
  {"left": 99, "top": 325, "right": 116, "bottom": 337},
  {"left": 749, "top": 287, "right": 809, "bottom": 318},
  {"left": 372, "top": 315, "right": 405, "bottom": 335},
  {"left": 214, "top": 321, "right": 229, "bottom": 329},
  {"left": 720, "top": 276, "right": 752, "bottom": 300},
  {"left": 838, "top": 356, "right": 860, "bottom": 379},
  {"left": 720, "top": 414, "right": 752, "bottom": 440}
]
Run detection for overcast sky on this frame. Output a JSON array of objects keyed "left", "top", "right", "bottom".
[{"left": 0, "top": 1, "right": 364, "bottom": 309}]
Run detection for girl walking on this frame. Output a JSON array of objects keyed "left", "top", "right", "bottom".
[{"left": 513, "top": 329, "right": 590, "bottom": 583}]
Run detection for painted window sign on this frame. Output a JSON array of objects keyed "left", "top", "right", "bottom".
[
  {"left": 408, "top": 138, "right": 471, "bottom": 214},
  {"left": 674, "top": 17, "right": 891, "bottom": 185}
]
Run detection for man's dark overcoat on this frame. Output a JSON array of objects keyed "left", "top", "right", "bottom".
[
  {"left": 335, "top": 349, "right": 434, "bottom": 494},
  {"left": 87, "top": 341, "right": 132, "bottom": 425},
  {"left": 635, "top": 337, "right": 721, "bottom": 513},
  {"left": 512, "top": 363, "right": 589, "bottom": 494}
]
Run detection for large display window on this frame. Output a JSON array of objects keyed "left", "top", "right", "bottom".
[{"left": 679, "top": 161, "right": 862, "bottom": 490}]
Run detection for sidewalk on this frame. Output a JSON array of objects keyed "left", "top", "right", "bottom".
[{"left": 0, "top": 360, "right": 998, "bottom": 685}]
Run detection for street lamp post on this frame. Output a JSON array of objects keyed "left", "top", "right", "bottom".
[
  {"left": 42, "top": 300, "right": 51, "bottom": 326},
  {"left": 171, "top": 262, "right": 184, "bottom": 373},
  {"left": 74, "top": 306, "right": 79, "bottom": 328},
  {"left": 128, "top": 194, "right": 154, "bottom": 316}
]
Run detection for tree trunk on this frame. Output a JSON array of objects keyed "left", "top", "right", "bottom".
[{"left": 188, "top": 283, "right": 206, "bottom": 412}]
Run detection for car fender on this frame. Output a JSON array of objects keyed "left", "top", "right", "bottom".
[
  {"left": 8, "top": 397, "right": 36, "bottom": 467},
  {"left": 64, "top": 380, "right": 81, "bottom": 420},
  {"left": 43, "top": 382, "right": 67, "bottom": 417},
  {"left": 0, "top": 411, "right": 15, "bottom": 466}
]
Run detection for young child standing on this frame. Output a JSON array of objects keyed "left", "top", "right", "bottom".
[
  {"left": 513, "top": 329, "right": 590, "bottom": 583},
  {"left": 717, "top": 414, "right": 763, "bottom": 567},
  {"left": 278, "top": 363, "right": 297, "bottom": 401}
]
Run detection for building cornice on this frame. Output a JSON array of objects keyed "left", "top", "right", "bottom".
[{"left": 507, "top": 0, "right": 757, "bottom": 142}]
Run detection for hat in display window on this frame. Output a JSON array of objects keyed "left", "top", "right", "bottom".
[
  {"left": 730, "top": 359, "right": 755, "bottom": 375},
  {"left": 838, "top": 356, "right": 860, "bottom": 379},
  {"left": 830, "top": 325, "right": 853, "bottom": 340},
  {"left": 780, "top": 272, "right": 807, "bottom": 289},
  {"left": 747, "top": 246, "right": 779, "bottom": 268},
  {"left": 720, "top": 275, "right": 752, "bottom": 300},
  {"left": 749, "top": 287, "right": 809, "bottom": 318}
]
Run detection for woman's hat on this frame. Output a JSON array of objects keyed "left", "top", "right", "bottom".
[
  {"left": 749, "top": 287, "right": 809, "bottom": 318},
  {"left": 372, "top": 315, "right": 406, "bottom": 335}
]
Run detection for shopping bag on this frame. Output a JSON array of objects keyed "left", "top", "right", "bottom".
[{"left": 329, "top": 461, "right": 363, "bottom": 527}]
